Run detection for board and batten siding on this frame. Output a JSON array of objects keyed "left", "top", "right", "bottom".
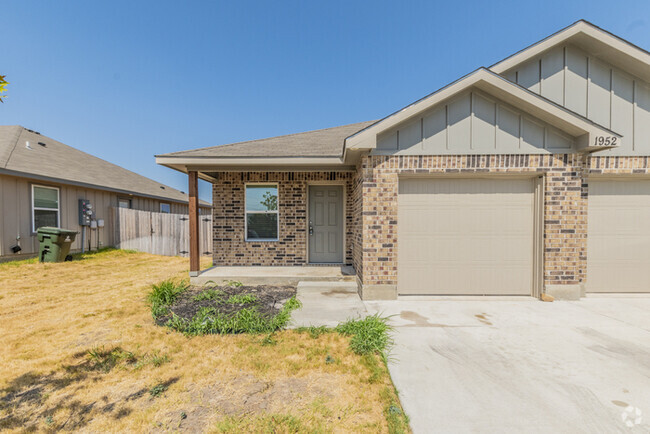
[
  {"left": 0, "top": 174, "right": 208, "bottom": 258},
  {"left": 502, "top": 44, "right": 650, "bottom": 155},
  {"left": 374, "top": 90, "right": 574, "bottom": 155}
]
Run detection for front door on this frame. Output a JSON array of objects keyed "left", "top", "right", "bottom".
[{"left": 309, "top": 185, "right": 343, "bottom": 263}]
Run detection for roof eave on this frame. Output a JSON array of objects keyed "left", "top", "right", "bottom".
[{"left": 156, "top": 156, "right": 355, "bottom": 174}]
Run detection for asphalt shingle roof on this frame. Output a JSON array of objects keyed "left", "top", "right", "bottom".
[
  {"left": 159, "top": 120, "right": 377, "bottom": 158},
  {"left": 0, "top": 125, "right": 210, "bottom": 206}
]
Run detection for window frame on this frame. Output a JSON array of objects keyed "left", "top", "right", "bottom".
[
  {"left": 31, "top": 184, "right": 60, "bottom": 233},
  {"left": 244, "top": 182, "right": 279, "bottom": 242},
  {"left": 160, "top": 202, "right": 171, "bottom": 213},
  {"left": 118, "top": 197, "right": 132, "bottom": 209}
]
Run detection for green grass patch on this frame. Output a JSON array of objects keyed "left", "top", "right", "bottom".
[
  {"left": 226, "top": 294, "right": 257, "bottom": 304},
  {"left": 192, "top": 288, "right": 224, "bottom": 302},
  {"left": 335, "top": 314, "right": 393, "bottom": 358},
  {"left": 148, "top": 279, "right": 188, "bottom": 319},
  {"left": 79, "top": 346, "right": 170, "bottom": 373}
]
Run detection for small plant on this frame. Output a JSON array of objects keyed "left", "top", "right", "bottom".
[
  {"left": 148, "top": 279, "right": 188, "bottom": 319},
  {"left": 261, "top": 333, "right": 277, "bottom": 346},
  {"left": 149, "top": 383, "right": 168, "bottom": 397},
  {"left": 134, "top": 351, "right": 170, "bottom": 369},
  {"left": 226, "top": 294, "right": 257, "bottom": 304},
  {"left": 325, "top": 354, "right": 335, "bottom": 364},
  {"left": 335, "top": 314, "right": 393, "bottom": 358},
  {"left": 193, "top": 288, "right": 224, "bottom": 302},
  {"left": 86, "top": 346, "right": 137, "bottom": 372},
  {"left": 295, "top": 325, "right": 331, "bottom": 339},
  {"left": 223, "top": 280, "right": 243, "bottom": 287},
  {"left": 44, "top": 415, "right": 54, "bottom": 426}
]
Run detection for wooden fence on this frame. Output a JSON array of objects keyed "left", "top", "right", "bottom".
[{"left": 111, "top": 207, "right": 212, "bottom": 257}]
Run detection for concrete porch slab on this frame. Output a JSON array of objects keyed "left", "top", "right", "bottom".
[
  {"left": 191, "top": 265, "right": 356, "bottom": 286},
  {"left": 290, "top": 281, "right": 368, "bottom": 328}
]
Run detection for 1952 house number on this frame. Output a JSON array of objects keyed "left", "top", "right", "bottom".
[{"left": 594, "top": 136, "right": 618, "bottom": 146}]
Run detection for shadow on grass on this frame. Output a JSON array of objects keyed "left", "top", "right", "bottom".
[{"left": 0, "top": 351, "right": 178, "bottom": 431}]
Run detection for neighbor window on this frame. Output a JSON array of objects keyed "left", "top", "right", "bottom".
[
  {"left": 32, "top": 185, "right": 60, "bottom": 231},
  {"left": 245, "top": 184, "right": 278, "bottom": 240},
  {"left": 160, "top": 203, "right": 171, "bottom": 213},
  {"left": 118, "top": 198, "right": 131, "bottom": 209}
]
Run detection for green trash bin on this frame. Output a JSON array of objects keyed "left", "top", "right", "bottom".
[{"left": 37, "top": 227, "right": 78, "bottom": 263}]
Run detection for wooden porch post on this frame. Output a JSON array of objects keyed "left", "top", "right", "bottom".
[{"left": 188, "top": 171, "right": 200, "bottom": 276}]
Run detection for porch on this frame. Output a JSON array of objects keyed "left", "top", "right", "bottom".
[{"left": 191, "top": 265, "right": 356, "bottom": 286}]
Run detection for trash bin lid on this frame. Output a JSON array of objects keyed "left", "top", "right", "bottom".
[{"left": 36, "top": 227, "right": 79, "bottom": 235}]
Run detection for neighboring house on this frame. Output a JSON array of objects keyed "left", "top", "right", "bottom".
[
  {"left": 0, "top": 126, "right": 211, "bottom": 260},
  {"left": 157, "top": 20, "right": 650, "bottom": 300}
]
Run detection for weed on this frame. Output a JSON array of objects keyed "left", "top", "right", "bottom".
[
  {"left": 148, "top": 279, "right": 188, "bottom": 319},
  {"left": 222, "top": 280, "right": 243, "bottom": 287},
  {"left": 86, "top": 346, "right": 137, "bottom": 372},
  {"left": 226, "top": 294, "right": 257, "bottom": 304},
  {"left": 295, "top": 325, "right": 331, "bottom": 339},
  {"left": 149, "top": 383, "right": 168, "bottom": 397},
  {"left": 335, "top": 314, "right": 393, "bottom": 358},
  {"left": 325, "top": 354, "right": 335, "bottom": 364},
  {"left": 45, "top": 415, "right": 54, "bottom": 426},
  {"left": 260, "top": 333, "right": 277, "bottom": 346},
  {"left": 134, "top": 351, "right": 170, "bottom": 369},
  {"left": 360, "top": 354, "right": 383, "bottom": 384},
  {"left": 193, "top": 288, "right": 224, "bottom": 302}
]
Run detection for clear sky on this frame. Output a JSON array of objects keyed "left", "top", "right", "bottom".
[{"left": 2, "top": 1, "right": 649, "bottom": 201}]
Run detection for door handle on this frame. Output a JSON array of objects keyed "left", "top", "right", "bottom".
[{"left": 309, "top": 220, "right": 313, "bottom": 236}]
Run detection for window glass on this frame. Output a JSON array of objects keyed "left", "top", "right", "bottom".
[
  {"left": 245, "top": 185, "right": 278, "bottom": 211},
  {"left": 160, "top": 203, "right": 171, "bottom": 213},
  {"left": 246, "top": 214, "right": 278, "bottom": 239},
  {"left": 118, "top": 199, "right": 131, "bottom": 209},
  {"left": 245, "top": 185, "right": 278, "bottom": 240},
  {"left": 32, "top": 185, "right": 59, "bottom": 231},
  {"left": 33, "top": 186, "right": 59, "bottom": 209},
  {"left": 34, "top": 210, "right": 58, "bottom": 229}
]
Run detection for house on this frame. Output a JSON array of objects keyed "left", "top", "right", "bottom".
[
  {"left": 156, "top": 20, "right": 650, "bottom": 300},
  {"left": 0, "top": 126, "right": 211, "bottom": 260}
]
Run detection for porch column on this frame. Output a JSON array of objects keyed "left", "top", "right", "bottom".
[{"left": 188, "top": 170, "right": 200, "bottom": 276}]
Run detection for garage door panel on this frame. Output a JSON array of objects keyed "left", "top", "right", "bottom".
[
  {"left": 587, "top": 179, "right": 650, "bottom": 293},
  {"left": 398, "top": 178, "right": 534, "bottom": 295}
]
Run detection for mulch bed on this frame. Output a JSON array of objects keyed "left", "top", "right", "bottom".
[{"left": 155, "top": 284, "right": 297, "bottom": 325}]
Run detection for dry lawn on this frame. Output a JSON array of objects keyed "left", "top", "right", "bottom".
[{"left": 0, "top": 249, "right": 407, "bottom": 433}]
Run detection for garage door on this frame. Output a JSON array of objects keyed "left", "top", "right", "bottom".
[
  {"left": 587, "top": 179, "right": 650, "bottom": 293},
  {"left": 398, "top": 178, "right": 535, "bottom": 295}
]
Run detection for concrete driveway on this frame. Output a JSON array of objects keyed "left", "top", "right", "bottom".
[{"left": 365, "top": 296, "right": 650, "bottom": 434}]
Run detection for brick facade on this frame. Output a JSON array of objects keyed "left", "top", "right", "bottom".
[
  {"left": 357, "top": 154, "right": 589, "bottom": 294},
  {"left": 212, "top": 171, "right": 356, "bottom": 266}
]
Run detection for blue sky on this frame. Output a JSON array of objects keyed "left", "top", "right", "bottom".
[{"left": 2, "top": 1, "right": 649, "bottom": 201}]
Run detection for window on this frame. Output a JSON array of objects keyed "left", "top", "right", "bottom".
[
  {"left": 118, "top": 198, "right": 131, "bottom": 209},
  {"left": 160, "top": 203, "right": 171, "bottom": 213},
  {"left": 245, "top": 184, "right": 278, "bottom": 241},
  {"left": 32, "top": 185, "right": 59, "bottom": 231}
]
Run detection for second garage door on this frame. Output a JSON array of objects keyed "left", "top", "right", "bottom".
[
  {"left": 398, "top": 177, "right": 535, "bottom": 295},
  {"left": 587, "top": 179, "right": 650, "bottom": 293}
]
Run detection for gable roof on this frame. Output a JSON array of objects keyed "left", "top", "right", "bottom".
[
  {"left": 344, "top": 68, "right": 620, "bottom": 153},
  {"left": 490, "top": 20, "right": 650, "bottom": 82},
  {"left": 158, "top": 120, "right": 376, "bottom": 159},
  {"left": 0, "top": 126, "right": 210, "bottom": 206}
]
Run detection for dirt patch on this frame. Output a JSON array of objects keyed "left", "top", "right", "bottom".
[{"left": 157, "top": 284, "right": 296, "bottom": 325}]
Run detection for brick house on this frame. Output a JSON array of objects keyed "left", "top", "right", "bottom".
[{"left": 157, "top": 21, "right": 650, "bottom": 300}]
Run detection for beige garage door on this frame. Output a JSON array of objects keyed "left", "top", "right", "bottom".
[
  {"left": 587, "top": 179, "right": 650, "bottom": 293},
  {"left": 398, "top": 178, "right": 535, "bottom": 295}
]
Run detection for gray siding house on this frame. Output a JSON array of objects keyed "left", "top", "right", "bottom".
[
  {"left": 157, "top": 21, "right": 650, "bottom": 300},
  {"left": 0, "top": 126, "right": 210, "bottom": 260}
]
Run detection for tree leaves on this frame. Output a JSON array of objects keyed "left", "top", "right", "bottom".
[{"left": 0, "top": 75, "right": 8, "bottom": 102}]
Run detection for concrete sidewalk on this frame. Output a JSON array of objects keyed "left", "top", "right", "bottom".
[{"left": 290, "top": 281, "right": 368, "bottom": 328}]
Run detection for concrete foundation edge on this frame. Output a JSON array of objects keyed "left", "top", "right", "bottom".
[
  {"left": 545, "top": 284, "right": 582, "bottom": 301},
  {"left": 357, "top": 278, "right": 398, "bottom": 300}
]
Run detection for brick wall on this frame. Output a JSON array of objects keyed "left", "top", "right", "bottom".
[
  {"left": 589, "top": 156, "right": 650, "bottom": 175},
  {"left": 359, "top": 154, "right": 588, "bottom": 292},
  {"left": 211, "top": 172, "right": 356, "bottom": 266}
]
